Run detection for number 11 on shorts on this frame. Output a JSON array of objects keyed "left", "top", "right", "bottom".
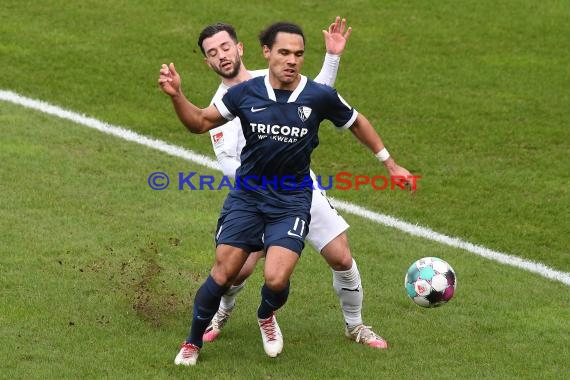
[{"left": 287, "top": 217, "right": 307, "bottom": 239}]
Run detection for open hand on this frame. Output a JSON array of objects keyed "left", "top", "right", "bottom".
[
  {"left": 158, "top": 63, "right": 181, "bottom": 97},
  {"left": 323, "top": 16, "right": 353, "bottom": 55}
]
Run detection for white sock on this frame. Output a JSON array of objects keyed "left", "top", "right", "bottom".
[
  {"left": 220, "top": 281, "right": 246, "bottom": 311},
  {"left": 332, "top": 259, "right": 363, "bottom": 328}
]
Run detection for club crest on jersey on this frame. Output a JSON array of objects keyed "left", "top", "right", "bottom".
[
  {"left": 212, "top": 131, "right": 224, "bottom": 146},
  {"left": 297, "top": 106, "right": 312, "bottom": 122}
]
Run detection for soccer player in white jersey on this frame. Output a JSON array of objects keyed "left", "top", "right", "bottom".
[
  {"left": 159, "top": 20, "right": 415, "bottom": 366},
  {"left": 197, "top": 18, "right": 389, "bottom": 351}
]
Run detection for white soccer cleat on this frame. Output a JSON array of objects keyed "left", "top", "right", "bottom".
[
  {"left": 258, "top": 313, "right": 283, "bottom": 357},
  {"left": 345, "top": 324, "right": 388, "bottom": 349},
  {"left": 203, "top": 307, "right": 233, "bottom": 342},
  {"left": 174, "top": 342, "right": 200, "bottom": 366}
]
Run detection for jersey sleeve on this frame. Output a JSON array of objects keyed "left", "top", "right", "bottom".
[
  {"left": 213, "top": 97, "right": 235, "bottom": 121},
  {"left": 209, "top": 84, "right": 227, "bottom": 106},
  {"left": 207, "top": 83, "right": 241, "bottom": 177},
  {"left": 214, "top": 83, "right": 247, "bottom": 121},
  {"left": 313, "top": 53, "right": 340, "bottom": 87},
  {"left": 208, "top": 120, "right": 242, "bottom": 177},
  {"left": 321, "top": 87, "right": 358, "bottom": 129}
]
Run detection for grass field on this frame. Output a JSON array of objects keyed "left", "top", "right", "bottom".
[{"left": 1, "top": 0, "right": 569, "bottom": 379}]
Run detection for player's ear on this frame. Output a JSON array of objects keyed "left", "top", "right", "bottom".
[
  {"left": 262, "top": 45, "right": 270, "bottom": 59},
  {"left": 203, "top": 56, "right": 215, "bottom": 70},
  {"left": 237, "top": 41, "right": 244, "bottom": 57}
]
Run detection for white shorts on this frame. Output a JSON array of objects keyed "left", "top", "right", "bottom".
[{"left": 305, "top": 187, "right": 350, "bottom": 253}]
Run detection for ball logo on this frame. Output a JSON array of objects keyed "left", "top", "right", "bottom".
[{"left": 414, "top": 279, "right": 431, "bottom": 296}]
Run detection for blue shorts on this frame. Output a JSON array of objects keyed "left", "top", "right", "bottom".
[{"left": 215, "top": 189, "right": 312, "bottom": 255}]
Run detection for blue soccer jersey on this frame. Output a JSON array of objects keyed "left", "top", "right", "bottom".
[{"left": 214, "top": 75, "right": 358, "bottom": 201}]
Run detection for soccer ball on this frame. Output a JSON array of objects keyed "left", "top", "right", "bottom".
[{"left": 404, "top": 257, "right": 456, "bottom": 308}]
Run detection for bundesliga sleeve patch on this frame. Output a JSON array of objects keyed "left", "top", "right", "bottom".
[{"left": 212, "top": 131, "right": 224, "bottom": 146}]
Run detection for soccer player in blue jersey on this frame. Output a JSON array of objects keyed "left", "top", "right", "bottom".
[
  {"left": 197, "top": 19, "right": 392, "bottom": 351},
  {"left": 159, "top": 21, "right": 414, "bottom": 366}
]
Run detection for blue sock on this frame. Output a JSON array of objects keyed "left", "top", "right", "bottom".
[
  {"left": 187, "top": 275, "right": 228, "bottom": 347},
  {"left": 257, "top": 282, "right": 290, "bottom": 319}
]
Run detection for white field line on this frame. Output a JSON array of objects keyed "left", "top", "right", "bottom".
[{"left": 2, "top": 89, "right": 569, "bottom": 287}]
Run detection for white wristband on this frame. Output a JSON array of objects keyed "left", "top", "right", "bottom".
[{"left": 375, "top": 148, "right": 390, "bottom": 162}]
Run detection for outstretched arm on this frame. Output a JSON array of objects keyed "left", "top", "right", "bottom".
[
  {"left": 158, "top": 63, "right": 226, "bottom": 134},
  {"left": 349, "top": 114, "right": 416, "bottom": 191},
  {"left": 314, "top": 16, "right": 353, "bottom": 86}
]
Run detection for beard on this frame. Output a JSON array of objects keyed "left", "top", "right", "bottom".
[{"left": 214, "top": 56, "right": 242, "bottom": 79}]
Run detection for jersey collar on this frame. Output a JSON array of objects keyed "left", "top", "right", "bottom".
[{"left": 264, "top": 75, "right": 307, "bottom": 103}]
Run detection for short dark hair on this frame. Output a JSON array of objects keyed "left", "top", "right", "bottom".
[
  {"left": 259, "top": 22, "right": 305, "bottom": 49},
  {"left": 197, "top": 23, "right": 238, "bottom": 56}
]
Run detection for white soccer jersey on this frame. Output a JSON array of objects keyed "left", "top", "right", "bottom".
[{"left": 209, "top": 69, "right": 266, "bottom": 177}]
